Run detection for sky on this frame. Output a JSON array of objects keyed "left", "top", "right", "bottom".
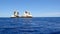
[{"left": 0, "top": 0, "right": 60, "bottom": 17}]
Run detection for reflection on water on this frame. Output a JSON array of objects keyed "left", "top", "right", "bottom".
[{"left": 0, "top": 17, "right": 60, "bottom": 34}]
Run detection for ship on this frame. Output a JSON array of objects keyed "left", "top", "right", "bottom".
[
  {"left": 11, "top": 10, "right": 32, "bottom": 18},
  {"left": 11, "top": 11, "right": 20, "bottom": 18},
  {"left": 21, "top": 11, "right": 32, "bottom": 18}
]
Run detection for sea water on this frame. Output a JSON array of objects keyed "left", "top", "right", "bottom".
[{"left": 0, "top": 17, "right": 60, "bottom": 34}]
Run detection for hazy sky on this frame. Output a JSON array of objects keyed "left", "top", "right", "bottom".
[{"left": 0, "top": 0, "right": 60, "bottom": 17}]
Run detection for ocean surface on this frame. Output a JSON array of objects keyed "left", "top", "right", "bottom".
[{"left": 0, "top": 17, "right": 60, "bottom": 34}]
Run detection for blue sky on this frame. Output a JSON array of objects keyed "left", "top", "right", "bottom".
[{"left": 0, "top": 0, "right": 60, "bottom": 17}]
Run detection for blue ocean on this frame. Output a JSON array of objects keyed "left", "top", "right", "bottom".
[{"left": 0, "top": 17, "right": 60, "bottom": 34}]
